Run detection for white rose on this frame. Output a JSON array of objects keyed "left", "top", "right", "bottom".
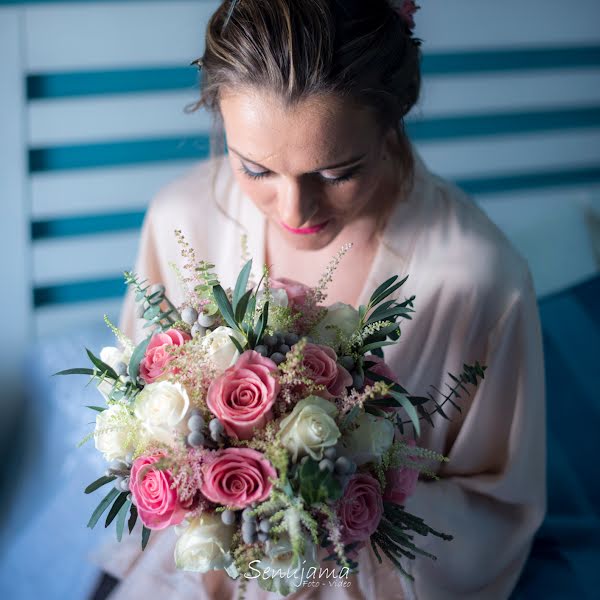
[
  {"left": 311, "top": 302, "right": 360, "bottom": 348},
  {"left": 174, "top": 512, "right": 234, "bottom": 572},
  {"left": 279, "top": 396, "right": 340, "bottom": 461},
  {"left": 338, "top": 412, "right": 394, "bottom": 466},
  {"left": 97, "top": 345, "right": 132, "bottom": 399},
  {"left": 94, "top": 403, "right": 136, "bottom": 462},
  {"left": 251, "top": 532, "right": 319, "bottom": 595},
  {"left": 134, "top": 381, "right": 190, "bottom": 446},
  {"left": 200, "top": 326, "right": 246, "bottom": 373}
]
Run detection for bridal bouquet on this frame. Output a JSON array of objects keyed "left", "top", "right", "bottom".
[{"left": 60, "top": 235, "right": 485, "bottom": 596}]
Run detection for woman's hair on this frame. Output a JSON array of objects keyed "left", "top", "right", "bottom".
[{"left": 187, "top": 0, "right": 422, "bottom": 232}]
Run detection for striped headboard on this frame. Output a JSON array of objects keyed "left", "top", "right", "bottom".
[{"left": 1, "top": 0, "right": 599, "bottom": 352}]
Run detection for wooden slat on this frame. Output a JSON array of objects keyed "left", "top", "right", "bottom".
[
  {"left": 417, "top": 0, "right": 600, "bottom": 50},
  {"left": 31, "top": 161, "right": 196, "bottom": 218},
  {"left": 25, "top": 1, "right": 219, "bottom": 72},
  {"left": 28, "top": 90, "right": 211, "bottom": 145},
  {"left": 32, "top": 231, "right": 139, "bottom": 285}
]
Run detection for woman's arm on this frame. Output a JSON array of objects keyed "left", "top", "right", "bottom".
[{"left": 399, "top": 272, "right": 547, "bottom": 600}]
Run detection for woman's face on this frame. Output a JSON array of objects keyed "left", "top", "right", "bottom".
[{"left": 219, "top": 88, "right": 400, "bottom": 251}]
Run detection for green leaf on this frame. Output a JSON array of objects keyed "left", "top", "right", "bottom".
[
  {"left": 229, "top": 335, "right": 245, "bottom": 355},
  {"left": 233, "top": 259, "right": 253, "bottom": 310},
  {"left": 85, "top": 474, "right": 116, "bottom": 495},
  {"left": 371, "top": 275, "right": 409, "bottom": 307},
  {"left": 234, "top": 288, "right": 253, "bottom": 324},
  {"left": 53, "top": 367, "right": 96, "bottom": 377},
  {"left": 87, "top": 487, "right": 119, "bottom": 529},
  {"left": 128, "top": 504, "right": 138, "bottom": 534},
  {"left": 390, "top": 391, "right": 421, "bottom": 438},
  {"left": 212, "top": 285, "right": 238, "bottom": 330},
  {"left": 129, "top": 335, "right": 152, "bottom": 382},
  {"left": 369, "top": 276, "right": 398, "bottom": 306},
  {"left": 365, "top": 306, "right": 412, "bottom": 326},
  {"left": 142, "top": 525, "right": 151, "bottom": 550},
  {"left": 86, "top": 348, "right": 119, "bottom": 380},
  {"left": 86, "top": 405, "right": 106, "bottom": 412},
  {"left": 361, "top": 340, "right": 396, "bottom": 353},
  {"left": 298, "top": 459, "right": 342, "bottom": 505},
  {"left": 105, "top": 492, "right": 129, "bottom": 528},
  {"left": 116, "top": 499, "right": 132, "bottom": 542},
  {"left": 254, "top": 300, "right": 269, "bottom": 344}
]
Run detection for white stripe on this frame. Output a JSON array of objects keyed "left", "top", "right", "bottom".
[
  {"left": 413, "top": 68, "right": 600, "bottom": 118},
  {"left": 32, "top": 231, "right": 140, "bottom": 286},
  {"left": 28, "top": 91, "right": 212, "bottom": 146},
  {"left": 34, "top": 298, "right": 124, "bottom": 338},
  {"left": 417, "top": 0, "right": 600, "bottom": 50},
  {"left": 31, "top": 161, "right": 197, "bottom": 219},
  {"left": 25, "top": 1, "right": 220, "bottom": 72},
  {"left": 415, "top": 128, "right": 600, "bottom": 180}
]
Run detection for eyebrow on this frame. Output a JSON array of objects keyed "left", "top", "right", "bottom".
[{"left": 228, "top": 146, "right": 367, "bottom": 172}]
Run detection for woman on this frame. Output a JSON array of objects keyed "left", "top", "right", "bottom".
[{"left": 90, "top": 1, "right": 546, "bottom": 598}]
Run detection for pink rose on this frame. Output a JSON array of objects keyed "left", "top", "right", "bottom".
[
  {"left": 129, "top": 454, "right": 187, "bottom": 530},
  {"left": 206, "top": 350, "right": 280, "bottom": 440},
  {"left": 269, "top": 277, "right": 311, "bottom": 311},
  {"left": 301, "top": 343, "right": 352, "bottom": 399},
  {"left": 201, "top": 447, "right": 276, "bottom": 509},
  {"left": 384, "top": 439, "right": 420, "bottom": 504},
  {"left": 337, "top": 473, "right": 383, "bottom": 544},
  {"left": 139, "top": 329, "right": 191, "bottom": 384}
]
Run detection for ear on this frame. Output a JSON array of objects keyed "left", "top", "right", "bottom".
[{"left": 382, "top": 126, "right": 402, "bottom": 160}]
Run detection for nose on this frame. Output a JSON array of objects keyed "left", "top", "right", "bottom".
[{"left": 277, "top": 177, "right": 319, "bottom": 228}]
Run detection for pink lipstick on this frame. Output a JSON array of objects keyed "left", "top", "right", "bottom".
[{"left": 280, "top": 219, "right": 329, "bottom": 235}]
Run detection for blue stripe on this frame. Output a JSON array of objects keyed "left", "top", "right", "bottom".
[
  {"left": 27, "top": 68, "right": 198, "bottom": 99},
  {"left": 422, "top": 46, "right": 600, "bottom": 75},
  {"left": 31, "top": 211, "right": 145, "bottom": 240},
  {"left": 407, "top": 106, "right": 600, "bottom": 141},
  {"left": 25, "top": 46, "right": 600, "bottom": 99},
  {"left": 34, "top": 276, "right": 126, "bottom": 308},
  {"left": 459, "top": 166, "right": 600, "bottom": 195},
  {"left": 29, "top": 135, "right": 210, "bottom": 172},
  {"left": 29, "top": 107, "right": 600, "bottom": 172}
]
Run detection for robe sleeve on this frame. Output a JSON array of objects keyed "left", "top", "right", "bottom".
[{"left": 399, "top": 270, "right": 547, "bottom": 600}]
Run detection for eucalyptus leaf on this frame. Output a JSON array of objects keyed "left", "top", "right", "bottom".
[
  {"left": 229, "top": 335, "right": 245, "bottom": 355},
  {"left": 116, "top": 499, "right": 132, "bottom": 542},
  {"left": 86, "top": 405, "right": 106, "bottom": 412},
  {"left": 390, "top": 391, "right": 421, "bottom": 438},
  {"left": 129, "top": 335, "right": 152, "bottom": 382},
  {"left": 369, "top": 276, "right": 398, "bottom": 306},
  {"left": 212, "top": 285, "right": 238, "bottom": 330},
  {"left": 142, "top": 526, "right": 151, "bottom": 550},
  {"left": 254, "top": 300, "right": 269, "bottom": 344},
  {"left": 53, "top": 367, "right": 96, "bottom": 377},
  {"left": 105, "top": 492, "right": 129, "bottom": 528},
  {"left": 128, "top": 504, "right": 138, "bottom": 534},
  {"left": 85, "top": 475, "right": 116, "bottom": 495},
  {"left": 361, "top": 340, "right": 396, "bottom": 353},
  {"left": 87, "top": 487, "right": 119, "bottom": 529},
  {"left": 86, "top": 348, "right": 119, "bottom": 380},
  {"left": 371, "top": 275, "right": 409, "bottom": 306},
  {"left": 234, "top": 288, "right": 253, "bottom": 324},
  {"left": 233, "top": 259, "right": 253, "bottom": 310}
]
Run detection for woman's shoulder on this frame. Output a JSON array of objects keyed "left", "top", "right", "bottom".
[{"left": 413, "top": 159, "right": 535, "bottom": 323}]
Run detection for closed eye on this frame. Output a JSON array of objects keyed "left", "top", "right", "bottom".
[{"left": 238, "top": 163, "right": 361, "bottom": 186}]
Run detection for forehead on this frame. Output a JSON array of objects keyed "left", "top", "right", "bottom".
[{"left": 218, "top": 88, "right": 380, "bottom": 170}]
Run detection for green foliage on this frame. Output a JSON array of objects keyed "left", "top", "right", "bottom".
[
  {"left": 296, "top": 459, "right": 342, "bottom": 505},
  {"left": 128, "top": 335, "right": 152, "bottom": 383},
  {"left": 87, "top": 487, "right": 119, "bottom": 529},
  {"left": 105, "top": 492, "right": 129, "bottom": 528},
  {"left": 141, "top": 525, "right": 151, "bottom": 550},
  {"left": 124, "top": 271, "right": 181, "bottom": 331},
  {"left": 85, "top": 474, "right": 116, "bottom": 494},
  {"left": 116, "top": 499, "right": 132, "bottom": 542}
]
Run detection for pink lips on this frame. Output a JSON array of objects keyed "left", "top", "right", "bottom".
[{"left": 280, "top": 219, "right": 329, "bottom": 235}]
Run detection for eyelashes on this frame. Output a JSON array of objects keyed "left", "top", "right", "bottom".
[{"left": 238, "top": 163, "right": 361, "bottom": 186}]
